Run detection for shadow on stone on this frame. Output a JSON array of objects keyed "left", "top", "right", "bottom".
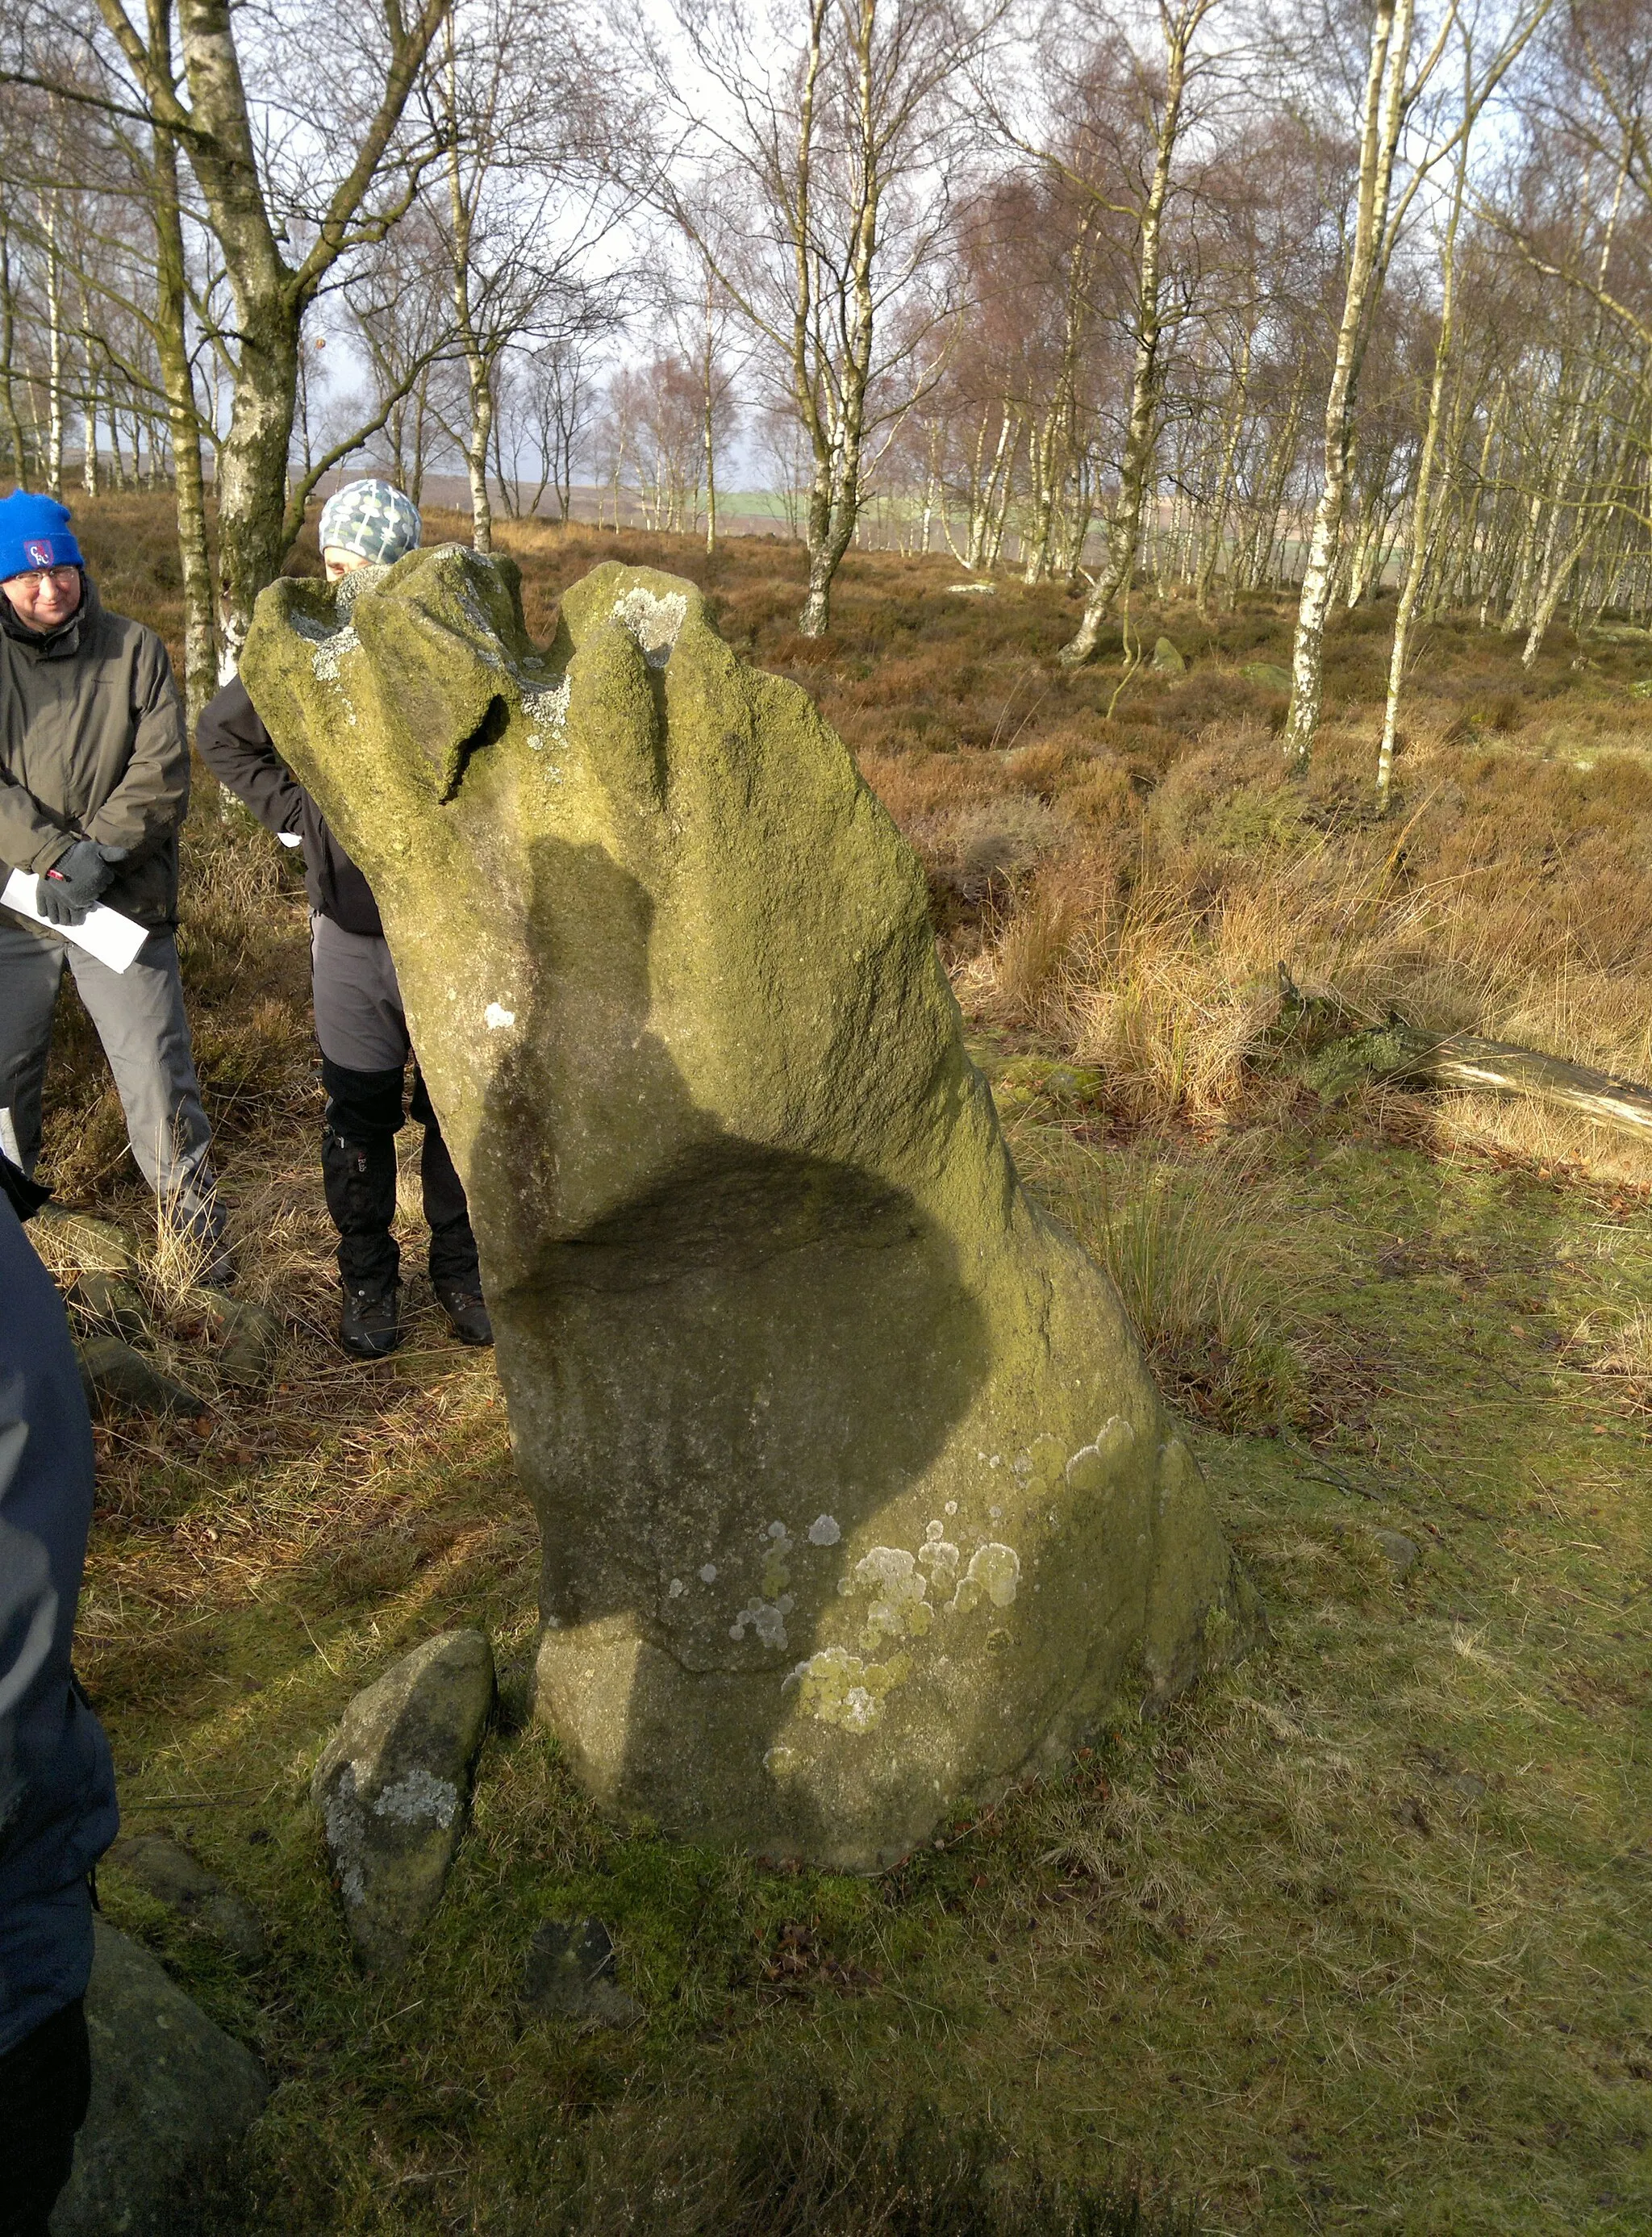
[{"left": 483, "top": 840, "right": 990, "bottom": 1863}]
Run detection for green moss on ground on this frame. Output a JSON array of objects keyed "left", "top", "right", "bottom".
[{"left": 76, "top": 1102, "right": 1651, "bottom": 2235}]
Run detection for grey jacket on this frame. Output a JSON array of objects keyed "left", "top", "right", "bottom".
[
  {"left": 0, "top": 575, "right": 190, "bottom": 929},
  {"left": 0, "top": 1192, "right": 119, "bottom": 2055}
]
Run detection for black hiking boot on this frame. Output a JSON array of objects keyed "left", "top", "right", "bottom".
[
  {"left": 340, "top": 1276, "right": 402, "bottom": 1359},
  {"left": 435, "top": 1282, "right": 493, "bottom": 1347}
]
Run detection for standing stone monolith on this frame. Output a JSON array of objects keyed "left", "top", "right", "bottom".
[{"left": 242, "top": 549, "right": 1253, "bottom": 1870}]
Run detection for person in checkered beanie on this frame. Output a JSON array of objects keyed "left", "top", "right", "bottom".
[
  {"left": 198, "top": 482, "right": 491, "bottom": 1358},
  {"left": 315, "top": 479, "right": 421, "bottom": 571}
]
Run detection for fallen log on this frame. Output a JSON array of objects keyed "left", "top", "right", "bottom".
[
  {"left": 1273, "top": 966, "right": 1652, "bottom": 1138},
  {"left": 1301, "top": 1017, "right": 1652, "bottom": 1139}
]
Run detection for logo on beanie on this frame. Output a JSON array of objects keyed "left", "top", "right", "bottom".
[{"left": 23, "top": 539, "right": 55, "bottom": 567}]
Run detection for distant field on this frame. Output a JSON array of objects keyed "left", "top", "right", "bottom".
[{"left": 35, "top": 497, "right": 1652, "bottom": 2235}]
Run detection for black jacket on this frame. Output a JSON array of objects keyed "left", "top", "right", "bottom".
[
  {"left": 0, "top": 1196, "right": 119, "bottom": 2055},
  {"left": 195, "top": 675, "right": 382, "bottom": 937}
]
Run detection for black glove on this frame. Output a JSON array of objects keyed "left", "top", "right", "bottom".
[
  {"left": 38, "top": 839, "right": 128, "bottom": 927},
  {"left": 0, "top": 1150, "right": 50, "bottom": 1221}
]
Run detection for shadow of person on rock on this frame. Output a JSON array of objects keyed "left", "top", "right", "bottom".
[{"left": 476, "top": 833, "right": 990, "bottom": 1862}]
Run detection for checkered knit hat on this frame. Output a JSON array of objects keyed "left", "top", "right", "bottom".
[{"left": 317, "top": 479, "right": 421, "bottom": 567}]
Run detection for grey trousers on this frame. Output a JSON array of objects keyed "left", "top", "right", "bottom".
[
  {"left": 310, "top": 911, "right": 413, "bottom": 1071},
  {"left": 0, "top": 916, "right": 222, "bottom": 1242}
]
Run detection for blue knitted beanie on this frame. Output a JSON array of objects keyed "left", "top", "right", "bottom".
[
  {"left": 317, "top": 479, "right": 421, "bottom": 567},
  {"left": 0, "top": 490, "right": 84, "bottom": 581}
]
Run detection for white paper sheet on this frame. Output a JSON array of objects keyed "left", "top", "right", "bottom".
[{"left": 2, "top": 867, "right": 149, "bottom": 973}]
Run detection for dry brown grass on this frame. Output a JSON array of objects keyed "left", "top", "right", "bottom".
[{"left": 28, "top": 497, "right": 1652, "bottom": 2237}]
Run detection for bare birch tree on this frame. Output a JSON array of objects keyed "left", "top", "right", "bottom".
[
  {"left": 1279, "top": 0, "right": 1425, "bottom": 770},
  {"left": 645, "top": 0, "right": 980, "bottom": 634},
  {"left": 9, "top": 0, "right": 456, "bottom": 659}
]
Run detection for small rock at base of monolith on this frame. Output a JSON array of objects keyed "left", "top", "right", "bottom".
[
  {"left": 1241, "top": 660, "right": 1293, "bottom": 692},
  {"left": 311, "top": 1630, "right": 495, "bottom": 1968},
  {"left": 35, "top": 1206, "right": 140, "bottom": 1273},
  {"left": 1151, "top": 635, "right": 1186, "bottom": 674},
  {"left": 1373, "top": 1529, "right": 1419, "bottom": 1577},
  {"left": 49, "top": 1918, "right": 267, "bottom": 2237},
  {"left": 76, "top": 1336, "right": 207, "bottom": 1417},
  {"left": 72, "top": 1268, "right": 149, "bottom": 1339},
  {"left": 188, "top": 1292, "right": 284, "bottom": 1388},
  {"left": 521, "top": 1917, "right": 644, "bottom": 2028},
  {"left": 106, "top": 1833, "right": 265, "bottom": 1965}
]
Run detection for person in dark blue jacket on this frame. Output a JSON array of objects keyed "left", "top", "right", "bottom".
[{"left": 0, "top": 1162, "right": 119, "bottom": 2236}]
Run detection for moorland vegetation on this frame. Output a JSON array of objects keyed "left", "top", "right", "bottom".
[{"left": 35, "top": 495, "right": 1652, "bottom": 2236}]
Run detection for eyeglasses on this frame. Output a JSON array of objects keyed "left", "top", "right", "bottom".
[{"left": 7, "top": 566, "right": 81, "bottom": 593}]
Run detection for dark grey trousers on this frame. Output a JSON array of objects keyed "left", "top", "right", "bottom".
[{"left": 0, "top": 916, "right": 222, "bottom": 1243}]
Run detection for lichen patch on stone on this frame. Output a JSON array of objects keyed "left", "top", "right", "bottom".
[
  {"left": 611, "top": 586, "right": 687, "bottom": 667},
  {"left": 789, "top": 1643, "right": 911, "bottom": 1730},
  {"left": 852, "top": 1545, "right": 933, "bottom": 1649},
  {"left": 372, "top": 1768, "right": 460, "bottom": 1829},
  {"left": 522, "top": 674, "right": 570, "bottom": 757},
  {"left": 916, "top": 1520, "right": 960, "bottom": 1587},
  {"left": 729, "top": 1592, "right": 794, "bottom": 1648},
  {"left": 760, "top": 1523, "right": 793, "bottom": 1600},
  {"left": 1066, "top": 1416, "right": 1136, "bottom": 1496},
  {"left": 951, "top": 1542, "right": 1021, "bottom": 1614}
]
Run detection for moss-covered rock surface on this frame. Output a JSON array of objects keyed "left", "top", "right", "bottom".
[{"left": 242, "top": 553, "right": 1245, "bottom": 1868}]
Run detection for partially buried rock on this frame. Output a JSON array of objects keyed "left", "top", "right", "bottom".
[
  {"left": 106, "top": 1832, "right": 265, "bottom": 1965},
  {"left": 1151, "top": 634, "right": 1186, "bottom": 674},
  {"left": 72, "top": 1267, "right": 149, "bottom": 1340},
  {"left": 521, "top": 1916, "right": 644, "bottom": 2029},
  {"left": 1241, "top": 659, "right": 1294, "bottom": 693},
  {"left": 35, "top": 1205, "right": 140, "bottom": 1274},
  {"left": 188, "top": 1291, "right": 284, "bottom": 1389},
  {"left": 311, "top": 1630, "right": 495, "bottom": 1968},
  {"left": 50, "top": 1918, "right": 267, "bottom": 2237},
  {"left": 77, "top": 1335, "right": 207, "bottom": 1417},
  {"left": 244, "top": 549, "right": 1255, "bottom": 1872},
  {"left": 1373, "top": 1528, "right": 1420, "bottom": 1578}
]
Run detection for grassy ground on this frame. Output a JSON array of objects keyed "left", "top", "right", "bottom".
[{"left": 28, "top": 500, "right": 1652, "bottom": 2234}]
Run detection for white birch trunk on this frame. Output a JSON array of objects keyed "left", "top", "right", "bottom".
[{"left": 1281, "top": 0, "right": 1414, "bottom": 773}]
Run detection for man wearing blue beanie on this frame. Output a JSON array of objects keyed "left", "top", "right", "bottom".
[
  {"left": 197, "top": 481, "right": 489, "bottom": 1358},
  {"left": 0, "top": 492, "right": 227, "bottom": 1278}
]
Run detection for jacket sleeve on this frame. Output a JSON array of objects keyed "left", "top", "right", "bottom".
[
  {"left": 83, "top": 630, "right": 190, "bottom": 856},
  {"left": 0, "top": 1396, "right": 55, "bottom": 1852},
  {"left": 194, "top": 675, "right": 306, "bottom": 837},
  {"left": 0, "top": 771, "right": 74, "bottom": 878}
]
